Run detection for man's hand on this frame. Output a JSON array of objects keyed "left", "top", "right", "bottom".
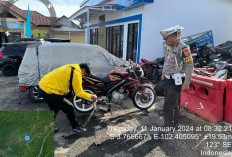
[
  {"left": 182, "top": 84, "right": 189, "bottom": 92},
  {"left": 161, "top": 73, "right": 165, "bottom": 80},
  {"left": 91, "top": 95, "right": 98, "bottom": 102}
]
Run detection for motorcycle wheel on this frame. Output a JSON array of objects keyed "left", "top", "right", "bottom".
[
  {"left": 132, "top": 86, "right": 156, "bottom": 110},
  {"left": 154, "top": 81, "right": 165, "bottom": 96},
  {"left": 73, "top": 88, "right": 94, "bottom": 113}
]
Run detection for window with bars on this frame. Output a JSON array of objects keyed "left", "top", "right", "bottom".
[
  {"left": 90, "top": 28, "right": 98, "bottom": 45},
  {"left": 127, "top": 23, "right": 138, "bottom": 62},
  {"left": 106, "top": 25, "right": 124, "bottom": 58}
]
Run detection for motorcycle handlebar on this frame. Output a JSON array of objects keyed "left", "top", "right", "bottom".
[{"left": 227, "top": 64, "right": 232, "bottom": 67}]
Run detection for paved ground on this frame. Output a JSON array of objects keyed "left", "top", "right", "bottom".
[{"left": 1, "top": 72, "right": 232, "bottom": 157}]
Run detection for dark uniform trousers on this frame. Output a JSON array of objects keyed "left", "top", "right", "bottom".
[
  {"left": 38, "top": 87, "right": 79, "bottom": 129},
  {"left": 163, "top": 77, "right": 184, "bottom": 128}
]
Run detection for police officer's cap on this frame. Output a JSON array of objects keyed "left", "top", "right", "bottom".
[{"left": 160, "top": 25, "right": 184, "bottom": 40}]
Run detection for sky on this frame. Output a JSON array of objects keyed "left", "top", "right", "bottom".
[{"left": 12, "top": 0, "right": 83, "bottom": 18}]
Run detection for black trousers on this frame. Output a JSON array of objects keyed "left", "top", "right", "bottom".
[
  {"left": 38, "top": 87, "right": 79, "bottom": 129},
  {"left": 163, "top": 78, "right": 183, "bottom": 128}
]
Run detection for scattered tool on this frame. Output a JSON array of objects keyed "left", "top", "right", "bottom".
[{"left": 83, "top": 101, "right": 97, "bottom": 128}]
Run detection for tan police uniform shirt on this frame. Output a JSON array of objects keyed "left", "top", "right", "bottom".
[{"left": 162, "top": 40, "right": 194, "bottom": 84}]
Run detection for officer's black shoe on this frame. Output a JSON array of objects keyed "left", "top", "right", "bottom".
[{"left": 73, "top": 126, "right": 86, "bottom": 133}]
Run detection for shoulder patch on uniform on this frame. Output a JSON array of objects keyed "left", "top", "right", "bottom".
[
  {"left": 181, "top": 45, "right": 193, "bottom": 63},
  {"left": 183, "top": 55, "right": 193, "bottom": 64},
  {"left": 182, "top": 46, "right": 191, "bottom": 57}
]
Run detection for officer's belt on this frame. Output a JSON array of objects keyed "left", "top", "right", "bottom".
[{"left": 165, "top": 73, "right": 185, "bottom": 79}]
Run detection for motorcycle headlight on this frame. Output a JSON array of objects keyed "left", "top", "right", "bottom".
[{"left": 135, "top": 66, "right": 144, "bottom": 77}]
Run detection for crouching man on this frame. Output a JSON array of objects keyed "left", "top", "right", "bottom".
[{"left": 38, "top": 63, "right": 98, "bottom": 133}]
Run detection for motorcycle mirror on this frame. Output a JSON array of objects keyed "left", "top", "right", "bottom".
[
  {"left": 209, "top": 63, "right": 216, "bottom": 68},
  {"left": 123, "top": 64, "right": 128, "bottom": 67},
  {"left": 215, "top": 61, "right": 227, "bottom": 70},
  {"left": 192, "top": 53, "right": 197, "bottom": 57}
]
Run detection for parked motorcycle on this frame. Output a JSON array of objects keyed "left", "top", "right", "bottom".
[
  {"left": 194, "top": 61, "right": 232, "bottom": 79},
  {"left": 139, "top": 58, "right": 163, "bottom": 84},
  {"left": 189, "top": 42, "right": 217, "bottom": 68},
  {"left": 209, "top": 61, "right": 232, "bottom": 79},
  {"left": 214, "top": 41, "right": 232, "bottom": 63},
  {"left": 139, "top": 58, "right": 165, "bottom": 96},
  {"left": 72, "top": 61, "right": 156, "bottom": 113}
]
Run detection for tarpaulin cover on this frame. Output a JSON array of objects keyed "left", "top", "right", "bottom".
[{"left": 18, "top": 42, "right": 128, "bottom": 86}]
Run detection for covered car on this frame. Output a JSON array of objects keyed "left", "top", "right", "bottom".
[{"left": 18, "top": 42, "right": 128, "bottom": 102}]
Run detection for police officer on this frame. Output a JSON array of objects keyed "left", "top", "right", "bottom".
[{"left": 160, "top": 26, "right": 194, "bottom": 129}]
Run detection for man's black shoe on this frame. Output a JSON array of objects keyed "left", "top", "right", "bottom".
[
  {"left": 99, "top": 106, "right": 109, "bottom": 113},
  {"left": 73, "top": 126, "right": 86, "bottom": 133},
  {"left": 54, "top": 128, "right": 59, "bottom": 134}
]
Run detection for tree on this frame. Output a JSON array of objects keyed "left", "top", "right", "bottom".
[{"left": 32, "top": 29, "right": 47, "bottom": 39}]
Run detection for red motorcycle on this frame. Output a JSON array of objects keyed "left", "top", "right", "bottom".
[
  {"left": 139, "top": 58, "right": 165, "bottom": 96},
  {"left": 139, "top": 58, "right": 164, "bottom": 84},
  {"left": 72, "top": 61, "right": 156, "bottom": 113}
]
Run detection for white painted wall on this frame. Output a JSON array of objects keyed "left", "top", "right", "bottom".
[
  {"left": 86, "top": 0, "right": 232, "bottom": 61},
  {"left": 104, "top": 6, "right": 144, "bottom": 22},
  {"left": 88, "top": 3, "right": 144, "bottom": 25},
  {"left": 141, "top": 0, "right": 232, "bottom": 60}
]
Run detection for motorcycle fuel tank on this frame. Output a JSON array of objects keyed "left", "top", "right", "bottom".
[{"left": 107, "top": 69, "right": 129, "bottom": 82}]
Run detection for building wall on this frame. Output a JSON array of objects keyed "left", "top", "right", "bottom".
[
  {"left": 32, "top": 27, "right": 50, "bottom": 33},
  {"left": 0, "top": 9, "right": 85, "bottom": 43},
  {"left": 98, "top": 26, "right": 106, "bottom": 48},
  {"left": 141, "top": 0, "right": 232, "bottom": 60},
  {"left": 0, "top": 9, "right": 51, "bottom": 39},
  {"left": 53, "top": 33, "right": 85, "bottom": 43},
  {"left": 85, "top": 0, "right": 232, "bottom": 62},
  {"left": 0, "top": 11, "right": 25, "bottom": 36},
  {"left": 88, "top": 2, "right": 144, "bottom": 25},
  {"left": 86, "top": 2, "right": 144, "bottom": 62}
]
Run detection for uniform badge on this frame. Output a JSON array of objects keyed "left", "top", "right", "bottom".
[
  {"left": 183, "top": 48, "right": 190, "bottom": 56},
  {"left": 169, "top": 54, "right": 174, "bottom": 62},
  {"left": 170, "top": 59, "right": 174, "bottom": 62},
  {"left": 183, "top": 55, "right": 193, "bottom": 63}
]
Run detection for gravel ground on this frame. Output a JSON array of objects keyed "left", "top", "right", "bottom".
[{"left": 1, "top": 72, "right": 232, "bottom": 157}]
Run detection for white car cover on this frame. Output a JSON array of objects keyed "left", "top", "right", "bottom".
[{"left": 18, "top": 42, "right": 128, "bottom": 87}]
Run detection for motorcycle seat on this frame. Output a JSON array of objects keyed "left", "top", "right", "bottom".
[{"left": 89, "top": 74, "right": 111, "bottom": 83}]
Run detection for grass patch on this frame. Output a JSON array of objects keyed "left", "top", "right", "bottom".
[{"left": 0, "top": 111, "right": 54, "bottom": 157}]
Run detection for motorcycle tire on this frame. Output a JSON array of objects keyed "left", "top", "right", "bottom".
[
  {"left": 154, "top": 81, "right": 165, "bottom": 96},
  {"left": 132, "top": 86, "right": 156, "bottom": 110},
  {"left": 73, "top": 88, "right": 95, "bottom": 113}
]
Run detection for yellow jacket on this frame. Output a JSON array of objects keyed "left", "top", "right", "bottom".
[{"left": 39, "top": 64, "right": 92, "bottom": 100}]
